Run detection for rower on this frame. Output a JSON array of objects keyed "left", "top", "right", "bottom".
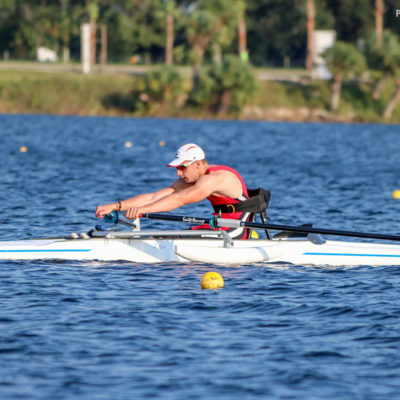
[{"left": 95, "top": 143, "right": 270, "bottom": 239}]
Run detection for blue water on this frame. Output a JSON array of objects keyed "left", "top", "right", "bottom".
[{"left": 1, "top": 114, "right": 400, "bottom": 399}]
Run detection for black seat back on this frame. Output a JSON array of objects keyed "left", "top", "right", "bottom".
[{"left": 246, "top": 188, "right": 272, "bottom": 239}]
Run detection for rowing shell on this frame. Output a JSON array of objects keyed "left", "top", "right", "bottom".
[{"left": 1, "top": 229, "right": 400, "bottom": 266}]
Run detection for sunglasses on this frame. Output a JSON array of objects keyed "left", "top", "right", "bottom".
[{"left": 176, "top": 160, "right": 195, "bottom": 171}]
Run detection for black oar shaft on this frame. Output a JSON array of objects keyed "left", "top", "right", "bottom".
[
  {"left": 241, "top": 221, "right": 400, "bottom": 242},
  {"left": 118, "top": 219, "right": 137, "bottom": 229},
  {"left": 142, "top": 213, "right": 209, "bottom": 225},
  {"left": 139, "top": 213, "right": 400, "bottom": 243}
]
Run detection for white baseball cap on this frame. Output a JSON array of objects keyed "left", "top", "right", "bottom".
[{"left": 167, "top": 143, "right": 206, "bottom": 167}]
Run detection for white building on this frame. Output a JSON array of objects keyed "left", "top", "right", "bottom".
[{"left": 37, "top": 47, "right": 58, "bottom": 62}]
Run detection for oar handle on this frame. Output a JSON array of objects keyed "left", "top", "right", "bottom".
[
  {"left": 104, "top": 211, "right": 119, "bottom": 224},
  {"left": 104, "top": 211, "right": 137, "bottom": 229}
]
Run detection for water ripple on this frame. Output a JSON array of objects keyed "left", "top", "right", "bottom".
[{"left": 1, "top": 116, "right": 400, "bottom": 399}]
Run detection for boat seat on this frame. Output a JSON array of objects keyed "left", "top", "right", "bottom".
[{"left": 246, "top": 188, "right": 271, "bottom": 239}]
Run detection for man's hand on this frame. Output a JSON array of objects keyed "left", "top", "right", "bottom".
[
  {"left": 125, "top": 207, "right": 143, "bottom": 220},
  {"left": 95, "top": 204, "right": 116, "bottom": 218}
]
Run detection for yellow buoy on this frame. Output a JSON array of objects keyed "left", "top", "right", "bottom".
[
  {"left": 159, "top": 140, "right": 166, "bottom": 147},
  {"left": 200, "top": 272, "right": 224, "bottom": 290},
  {"left": 19, "top": 146, "right": 28, "bottom": 153},
  {"left": 124, "top": 141, "right": 133, "bottom": 148},
  {"left": 392, "top": 190, "right": 400, "bottom": 199}
]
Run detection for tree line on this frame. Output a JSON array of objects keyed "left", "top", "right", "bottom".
[
  {"left": 0, "top": 0, "right": 399, "bottom": 67},
  {"left": 1, "top": 0, "right": 400, "bottom": 118}
]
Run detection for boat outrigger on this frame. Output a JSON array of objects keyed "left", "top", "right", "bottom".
[{"left": 1, "top": 212, "right": 400, "bottom": 266}]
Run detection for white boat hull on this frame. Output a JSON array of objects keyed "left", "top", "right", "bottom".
[{"left": 1, "top": 234, "right": 400, "bottom": 266}]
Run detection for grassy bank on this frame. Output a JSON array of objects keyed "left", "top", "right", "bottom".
[
  {"left": 0, "top": 69, "right": 399, "bottom": 123},
  {"left": 0, "top": 70, "right": 135, "bottom": 116}
]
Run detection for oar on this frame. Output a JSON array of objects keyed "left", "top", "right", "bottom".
[
  {"left": 104, "top": 211, "right": 138, "bottom": 229},
  {"left": 138, "top": 212, "right": 400, "bottom": 242}
]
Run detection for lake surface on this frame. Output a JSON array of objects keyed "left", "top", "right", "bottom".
[{"left": 1, "top": 114, "right": 400, "bottom": 399}]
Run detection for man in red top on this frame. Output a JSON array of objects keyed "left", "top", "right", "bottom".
[{"left": 95, "top": 143, "right": 251, "bottom": 238}]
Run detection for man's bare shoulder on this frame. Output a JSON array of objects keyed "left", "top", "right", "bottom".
[
  {"left": 206, "top": 165, "right": 233, "bottom": 176},
  {"left": 198, "top": 165, "right": 243, "bottom": 198},
  {"left": 204, "top": 166, "right": 238, "bottom": 181},
  {"left": 194, "top": 171, "right": 227, "bottom": 192},
  {"left": 170, "top": 178, "right": 194, "bottom": 191}
]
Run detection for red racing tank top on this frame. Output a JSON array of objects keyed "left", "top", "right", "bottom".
[
  {"left": 206, "top": 165, "right": 249, "bottom": 219},
  {"left": 192, "top": 165, "right": 251, "bottom": 239}
]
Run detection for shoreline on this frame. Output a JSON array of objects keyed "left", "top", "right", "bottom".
[
  {"left": 0, "top": 66, "right": 399, "bottom": 124},
  {"left": 3, "top": 110, "right": 395, "bottom": 126}
]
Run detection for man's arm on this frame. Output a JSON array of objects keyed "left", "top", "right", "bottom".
[
  {"left": 120, "top": 187, "right": 175, "bottom": 209},
  {"left": 124, "top": 174, "right": 223, "bottom": 219},
  {"left": 95, "top": 183, "right": 181, "bottom": 218}
]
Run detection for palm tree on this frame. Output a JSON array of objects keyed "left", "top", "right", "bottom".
[
  {"left": 87, "top": 1, "right": 99, "bottom": 65},
  {"left": 237, "top": 0, "right": 247, "bottom": 62},
  {"left": 306, "top": 0, "right": 315, "bottom": 70},
  {"left": 186, "top": 10, "right": 220, "bottom": 76},
  {"left": 323, "top": 41, "right": 366, "bottom": 111},
  {"left": 375, "top": 0, "right": 384, "bottom": 48},
  {"left": 363, "top": 31, "right": 400, "bottom": 100},
  {"left": 164, "top": 0, "right": 176, "bottom": 65},
  {"left": 383, "top": 78, "right": 400, "bottom": 119},
  {"left": 186, "top": 0, "right": 238, "bottom": 79},
  {"left": 376, "top": 32, "right": 400, "bottom": 119}
]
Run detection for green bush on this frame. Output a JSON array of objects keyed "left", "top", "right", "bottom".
[
  {"left": 132, "top": 65, "right": 185, "bottom": 114},
  {"left": 190, "top": 55, "right": 258, "bottom": 115}
]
